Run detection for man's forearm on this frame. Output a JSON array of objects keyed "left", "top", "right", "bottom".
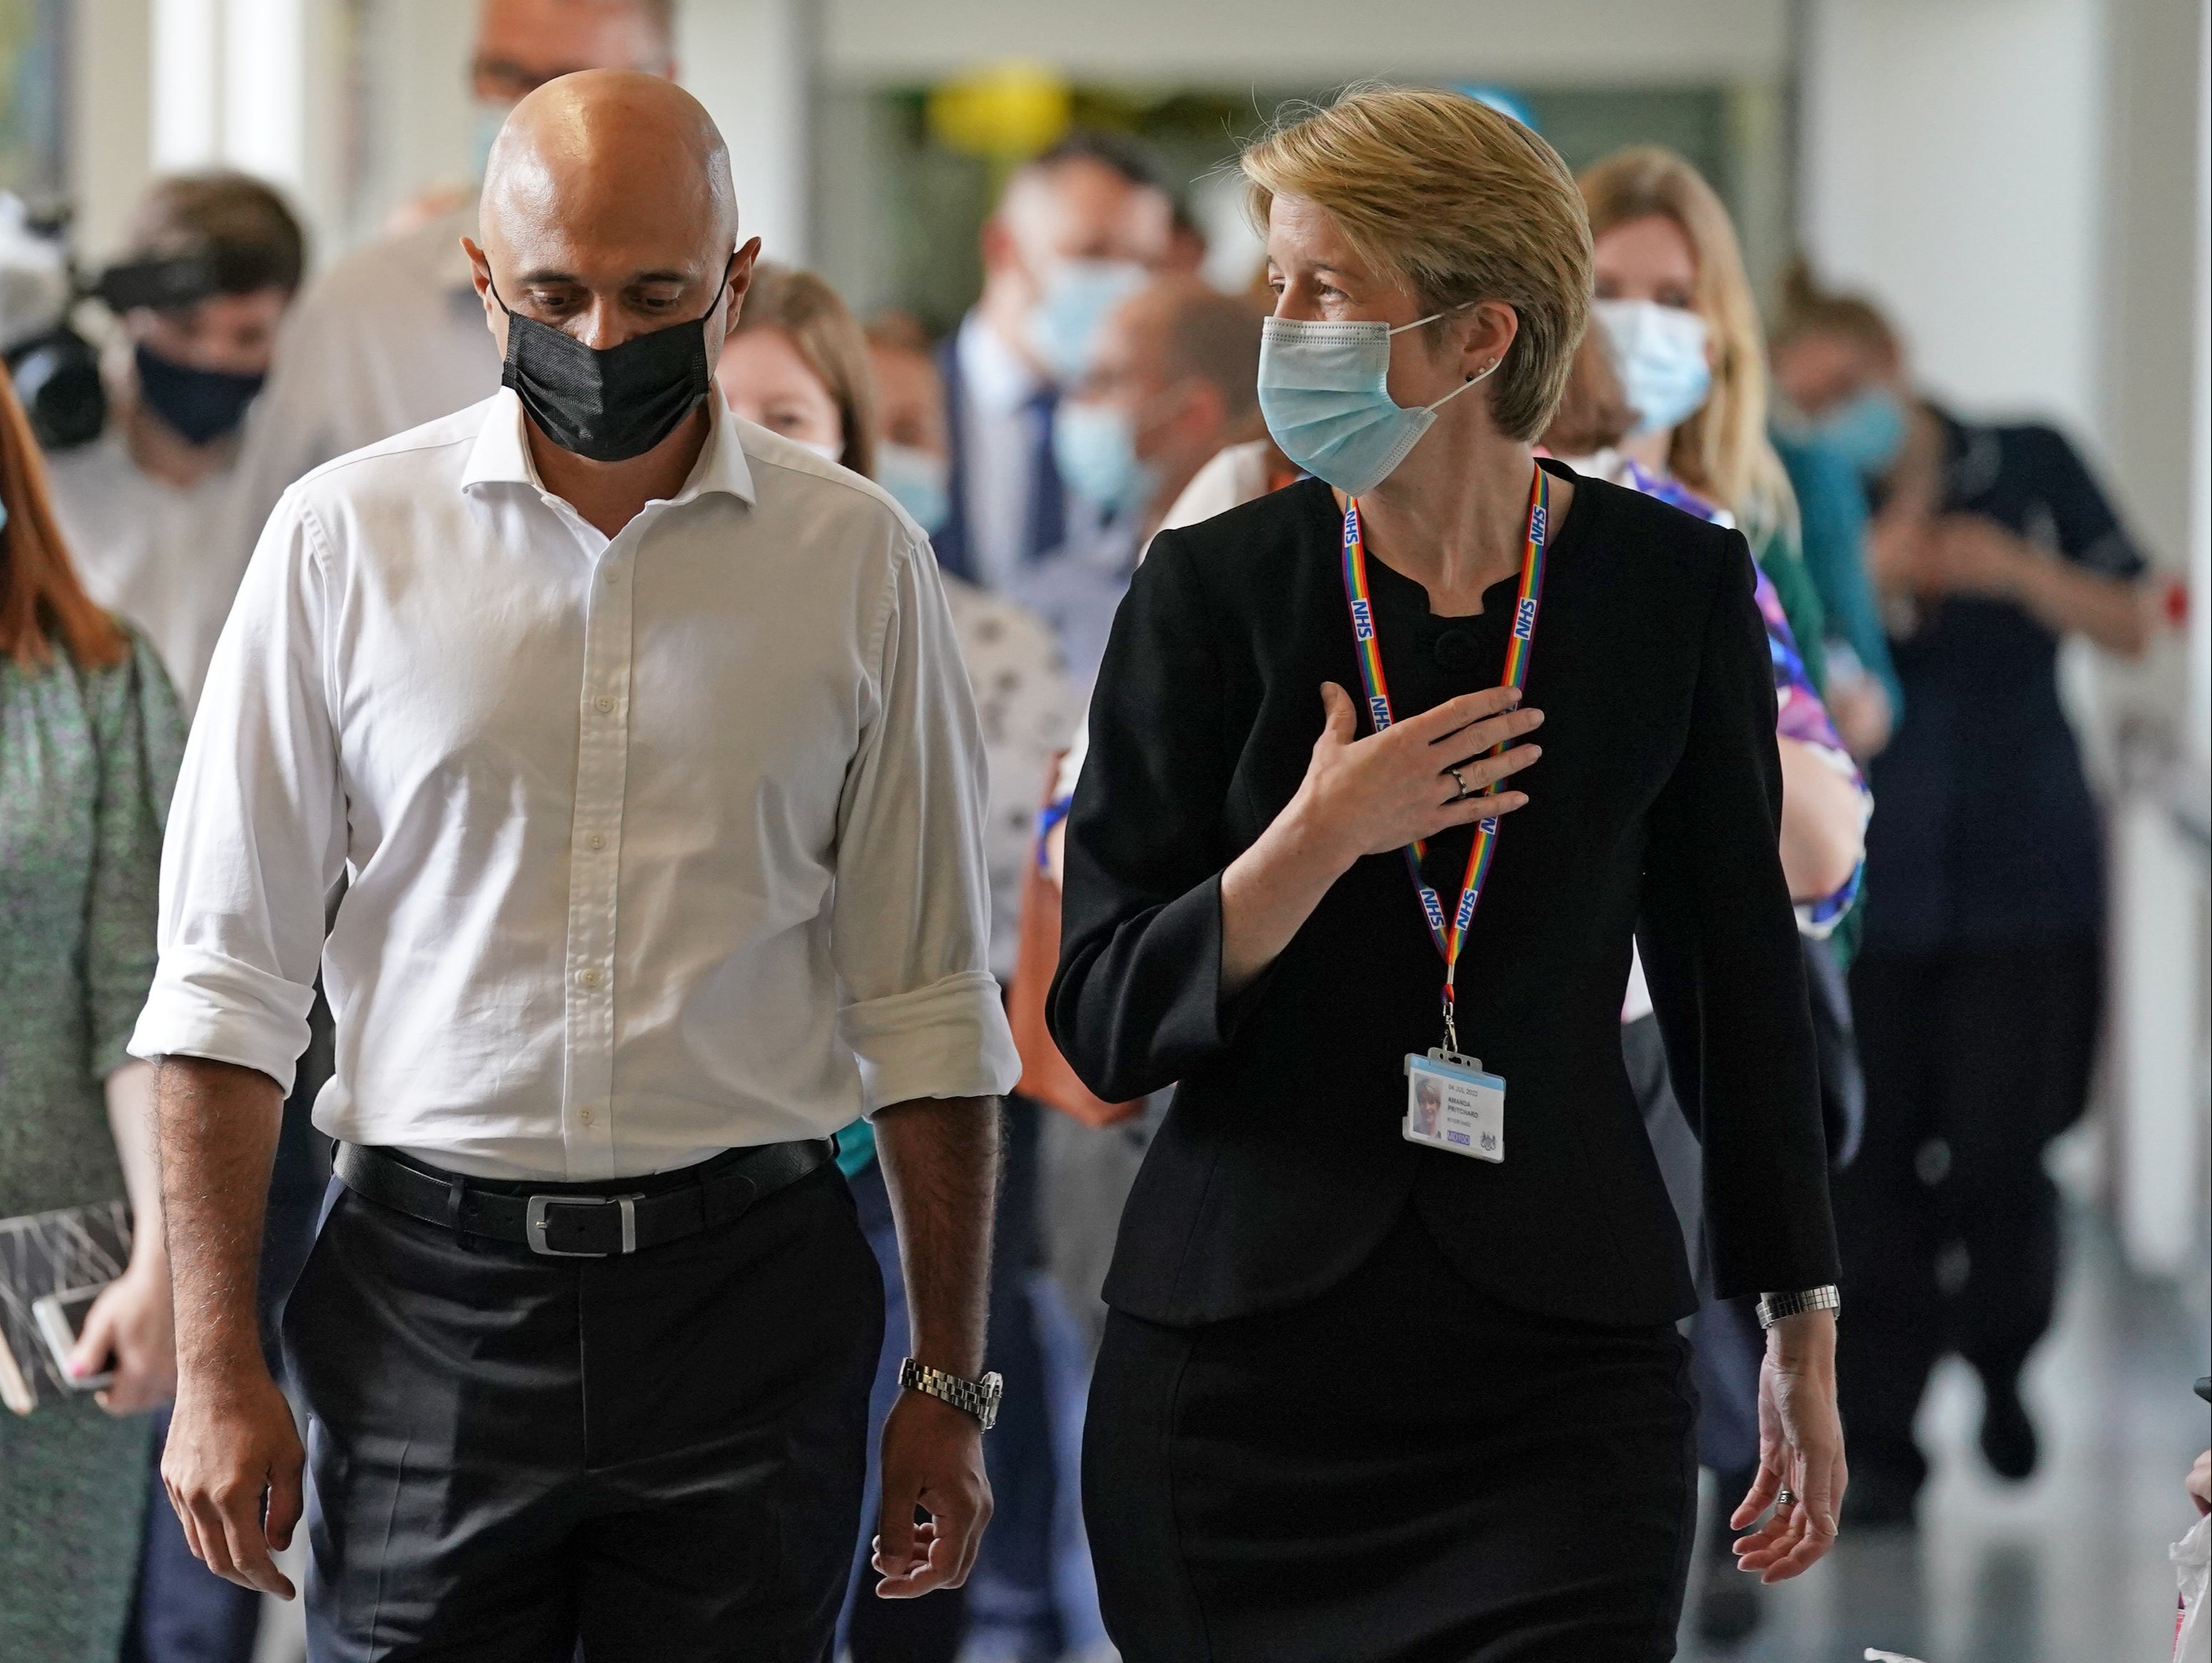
[
  {"left": 872, "top": 1096, "right": 1000, "bottom": 1378},
  {"left": 156, "top": 1057, "right": 285, "bottom": 1383}
]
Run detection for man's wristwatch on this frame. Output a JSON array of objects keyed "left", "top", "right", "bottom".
[
  {"left": 898, "top": 1357, "right": 1003, "bottom": 1431},
  {"left": 1755, "top": 1286, "right": 1841, "bottom": 1330}
]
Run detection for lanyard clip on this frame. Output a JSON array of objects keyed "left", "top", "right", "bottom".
[{"left": 1442, "top": 990, "right": 1460, "bottom": 1057}]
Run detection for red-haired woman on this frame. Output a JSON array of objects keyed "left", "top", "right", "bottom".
[{"left": 0, "top": 368, "right": 185, "bottom": 1658}]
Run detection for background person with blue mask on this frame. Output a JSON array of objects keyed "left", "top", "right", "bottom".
[
  {"left": 933, "top": 130, "right": 1173, "bottom": 596},
  {"left": 1770, "top": 266, "right": 2158, "bottom": 1532},
  {"left": 1028, "top": 275, "right": 1265, "bottom": 686},
  {"left": 1573, "top": 146, "right": 1872, "bottom": 1649}
]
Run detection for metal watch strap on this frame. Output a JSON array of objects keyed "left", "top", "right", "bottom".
[
  {"left": 1755, "top": 1285, "right": 1842, "bottom": 1330},
  {"left": 898, "top": 1357, "right": 1003, "bottom": 1431}
]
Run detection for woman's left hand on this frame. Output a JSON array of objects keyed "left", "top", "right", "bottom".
[
  {"left": 69, "top": 1256, "right": 178, "bottom": 1416},
  {"left": 1730, "top": 1308, "right": 1845, "bottom": 1582}
]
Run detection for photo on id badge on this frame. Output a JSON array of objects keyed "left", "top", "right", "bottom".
[{"left": 1404, "top": 1052, "right": 1505, "bottom": 1162}]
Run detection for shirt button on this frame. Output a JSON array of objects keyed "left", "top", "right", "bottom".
[
  {"left": 594, "top": 695, "right": 614, "bottom": 713},
  {"left": 579, "top": 967, "right": 602, "bottom": 987},
  {"left": 579, "top": 1108, "right": 595, "bottom": 1125},
  {"left": 605, "top": 569, "right": 621, "bottom": 584},
  {"left": 587, "top": 833, "right": 606, "bottom": 850}
]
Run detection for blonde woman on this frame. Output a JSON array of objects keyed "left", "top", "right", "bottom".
[{"left": 1052, "top": 88, "right": 1844, "bottom": 1661}]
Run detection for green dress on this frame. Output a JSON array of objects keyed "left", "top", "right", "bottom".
[{"left": 0, "top": 628, "right": 183, "bottom": 1662}]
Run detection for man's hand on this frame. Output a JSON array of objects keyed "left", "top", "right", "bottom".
[
  {"left": 162, "top": 1363, "right": 305, "bottom": 1597},
  {"left": 871, "top": 1388, "right": 993, "bottom": 1597},
  {"left": 1730, "top": 1309, "right": 1846, "bottom": 1582},
  {"left": 69, "top": 1258, "right": 176, "bottom": 1415},
  {"left": 151, "top": 1056, "right": 293, "bottom": 1594},
  {"left": 871, "top": 1096, "right": 1000, "bottom": 1599}
]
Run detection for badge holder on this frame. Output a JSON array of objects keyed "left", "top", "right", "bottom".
[{"left": 1404, "top": 1046, "right": 1506, "bottom": 1163}]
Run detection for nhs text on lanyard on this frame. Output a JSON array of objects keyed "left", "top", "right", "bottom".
[{"left": 1339, "top": 466, "right": 1550, "bottom": 1163}]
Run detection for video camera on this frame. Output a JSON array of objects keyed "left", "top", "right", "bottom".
[{"left": 1, "top": 193, "right": 244, "bottom": 453}]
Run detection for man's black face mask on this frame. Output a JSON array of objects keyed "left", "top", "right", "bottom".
[{"left": 490, "top": 269, "right": 727, "bottom": 463}]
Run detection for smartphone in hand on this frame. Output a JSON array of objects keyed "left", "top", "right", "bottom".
[{"left": 31, "top": 1285, "right": 113, "bottom": 1390}]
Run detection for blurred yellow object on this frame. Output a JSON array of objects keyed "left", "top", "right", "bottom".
[{"left": 928, "top": 62, "right": 1072, "bottom": 159}]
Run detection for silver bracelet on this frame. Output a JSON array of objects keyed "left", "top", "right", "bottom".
[{"left": 1755, "top": 1285, "right": 1841, "bottom": 1330}]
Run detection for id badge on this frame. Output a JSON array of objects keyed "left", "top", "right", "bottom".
[{"left": 1404, "top": 1049, "right": 1505, "bottom": 1162}]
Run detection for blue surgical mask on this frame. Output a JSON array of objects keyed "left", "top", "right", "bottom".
[
  {"left": 875, "top": 442, "right": 951, "bottom": 534},
  {"left": 1028, "top": 260, "right": 1148, "bottom": 385},
  {"left": 1255, "top": 312, "right": 1493, "bottom": 497},
  {"left": 1804, "top": 387, "right": 1907, "bottom": 476},
  {"left": 1052, "top": 398, "right": 1156, "bottom": 517},
  {"left": 1591, "top": 298, "right": 1711, "bottom": 437}
]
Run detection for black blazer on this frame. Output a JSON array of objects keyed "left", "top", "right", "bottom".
[{"left": 1048, "top": 464, "right": 1840, "bottom": 1329}]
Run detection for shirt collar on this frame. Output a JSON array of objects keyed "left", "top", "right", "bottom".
[
  {"left": 461, "top": 387, "right": 757, "bottom": 508},
  {"left": 957, "top": 309, "right": 1045, "bottom": 417}
]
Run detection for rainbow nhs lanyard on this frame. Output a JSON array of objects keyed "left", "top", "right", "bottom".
[{"left": 1339, "top": 465, "right": 1551, "bottom": 1053}]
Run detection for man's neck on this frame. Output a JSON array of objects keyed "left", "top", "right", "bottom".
[
  {"left": 527, "top": 404, "right": 711, "bottom": 539},
  {"left": 1352, "top": 418, "right": 1552, "bottom": 617}
]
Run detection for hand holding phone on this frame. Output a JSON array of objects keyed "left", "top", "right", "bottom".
[
  {"left": 33, "top": 1286, "right": 114, "bottom": 1390},
  {"left": 34, "top": 1265, "right": 176, "bottom": 1415}
]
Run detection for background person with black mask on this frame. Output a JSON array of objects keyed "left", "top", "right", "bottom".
[{"left": 45, "top": 173, "right": 303, "bottom": 713}]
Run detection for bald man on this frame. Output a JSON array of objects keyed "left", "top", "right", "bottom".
[
  {"left": 222, "top": 0, "right": 677, "bottom": 591},
  {"left": 134, "top": 73, "right": 1016, "bottom": 1662}
]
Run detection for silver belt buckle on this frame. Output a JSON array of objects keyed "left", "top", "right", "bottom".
[{"left": 524, "top": 1193, "right": 640, "bottom": 1256}]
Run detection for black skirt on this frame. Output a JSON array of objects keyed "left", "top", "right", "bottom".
[{"left": 1083, "top": 1210, "right": 1699, "bottom": 1663}]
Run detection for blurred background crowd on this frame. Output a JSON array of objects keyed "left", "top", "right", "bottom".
[{"left": 0, "top": 2, "right": 2206, "bottom": 1661}]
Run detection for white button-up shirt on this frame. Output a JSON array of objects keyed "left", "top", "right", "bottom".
[{"left": 132, "top": 390, "right": 1020, "bottom": 1181}]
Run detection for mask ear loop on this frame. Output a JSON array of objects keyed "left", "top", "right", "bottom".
[
  {"left": 1387, "top": 303, "right": 1502, "bottom": 413},
  {"left": 1424, "top": 352, "right": 1503, "bottom": 415}
]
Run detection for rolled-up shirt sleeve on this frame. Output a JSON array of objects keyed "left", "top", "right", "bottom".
[
  {"left": 832, "top": 536, "right": 1020, "bottom": 1109},
  {"left": 129, "top": 488, "right": 347, "bottom": 1094}
]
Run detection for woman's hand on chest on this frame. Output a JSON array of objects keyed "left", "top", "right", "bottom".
[{"left": 1291, "top": 680, "right": 1544, "bottom": 868}]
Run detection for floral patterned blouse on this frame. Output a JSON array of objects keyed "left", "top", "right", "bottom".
[
  {"left": 1600, "top": 454, "right": 1868, "bottom": 935},
  {"left": 0, "top": 631, "right": 182, "bottom": 1219}
]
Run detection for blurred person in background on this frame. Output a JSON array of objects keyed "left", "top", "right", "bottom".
[
  {"left": 46, "top": 173, "right": 302, "bottom": 713},
  {"left": 933, "top": 130, "right": 1174, "bottom": 599},
  {"left": 1770, "top": 270, "right": 2155, "bottom": 1527},
  {"left": 716, "top": 264, "right": 1080, "bottom": 1663},
  {"left": 1028, "top": 273, "right": 1267, "bottom": 1333},
  {"left": 1055, "top": 88, "right": 1845, "bottom": 1662},
  {"left": 0, "top": 370, "right": 184, "bottom": 1662},
  {"left": 865, "top": 312, "right": 955, "bottom": 538},
  {"left": 1035, "top": 275, "right": 1266, "bottom": 685},
  {"left": 225, "top": 0, "right": 674, "bottom": 550},
  {"left": 1766, "top": 265, "right": 1904, "bottom": 759},
  {"left": 36, "top": 171, "right": 315, "bottom": 1663},
  {"left": 1543, "top": 301, "right": 1866, "bottom": 1649}
]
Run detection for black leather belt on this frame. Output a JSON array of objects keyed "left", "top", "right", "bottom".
[{"left": 333, "top": 1138, "right": 836, "bottom": 1257}]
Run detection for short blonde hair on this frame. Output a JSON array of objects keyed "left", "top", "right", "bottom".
[
  {"left": 1579, "top": 146, "right": 1797, "bottom": 544},
  {"left": 1242, "top": 86, "right": 1591, "bottom": 442}
]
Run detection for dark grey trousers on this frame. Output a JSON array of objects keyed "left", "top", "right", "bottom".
[{"left": 282, "top": 1162, "right": 881, "bottom": 1663}]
